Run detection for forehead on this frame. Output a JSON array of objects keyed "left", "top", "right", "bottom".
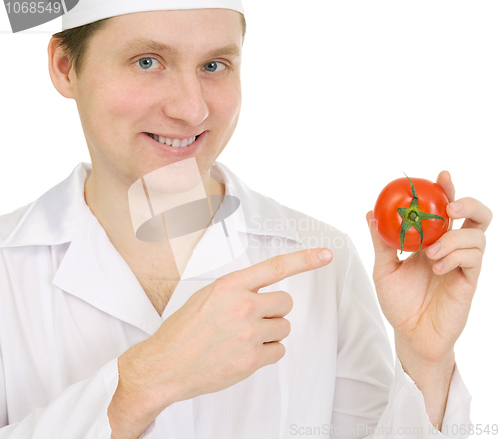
[{"left": 94, "top": 9, "right": 243, "bottom": 55}]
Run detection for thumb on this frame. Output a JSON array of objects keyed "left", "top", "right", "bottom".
[{"left": 366, "top": 210, "right": 400, "bottom": 281}]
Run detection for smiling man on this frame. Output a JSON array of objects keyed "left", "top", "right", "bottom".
[
  {"left": 57, "top": 6, "right": 244, "bottom": 317},
  {"left": 0, "top": 1, "right": 493, "bottom": 439}
]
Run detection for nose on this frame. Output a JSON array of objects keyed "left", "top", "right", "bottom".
[{"left": 162, "top": 72, "right": 209, "bottom": 127}]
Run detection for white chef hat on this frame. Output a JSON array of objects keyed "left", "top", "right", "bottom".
[{"left": 62, "top": 0, "right": 245, "bottom": 31}]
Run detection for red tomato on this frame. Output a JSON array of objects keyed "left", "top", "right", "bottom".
[{"left": 373, "top": 176, "right": 450, "bottom": 253}]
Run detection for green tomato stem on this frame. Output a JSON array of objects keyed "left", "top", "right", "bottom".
[{"left": 397, "top": 174, "right": 446, "bottom": 256}]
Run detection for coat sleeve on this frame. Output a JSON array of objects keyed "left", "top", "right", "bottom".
[
  {"left": 0, "top": 350, "right": 156, "bottom": 439},
  {"left": 0, "top": 248, "right": 157, "bottom": 439},
  {"left": 329, "top": 235, "right": 472, "bottom": 439}
]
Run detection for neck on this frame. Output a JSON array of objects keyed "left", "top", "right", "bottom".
[{"left": 84, "top": 161, "right": 225, "bottom": 274}]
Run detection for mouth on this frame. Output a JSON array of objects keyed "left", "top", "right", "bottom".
[
  {"left": 145, "top": 132, "right": 200, "bottom": 148},
  {"left": 142, "top": 131, "right": 206, "bottom": 156}
]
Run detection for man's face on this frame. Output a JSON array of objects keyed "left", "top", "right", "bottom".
[{"left": 69, "top": 9, "right": 243, "bottom": 187}]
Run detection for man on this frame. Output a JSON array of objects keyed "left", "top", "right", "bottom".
[{"left": 0, "top": 1, "right": 492, "bottom": 438}]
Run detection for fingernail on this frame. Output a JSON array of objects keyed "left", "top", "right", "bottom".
[
  {"left": 318, "top": 248, "right": 333, "bottom": 262},
  {"left": 434, "top": 261, "right": 444, "bottom": 272},
  {"left": 427, "top": 242, "right": 440, "bottom": 256},
  {"left": 450, "top": 202, "right": 463, "bottom": 213}
]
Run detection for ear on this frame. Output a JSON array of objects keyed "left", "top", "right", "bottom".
[{"left": 47, "top": 36, "right": 76, "bottom": 99}]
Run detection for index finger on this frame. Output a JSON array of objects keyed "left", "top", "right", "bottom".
[
  {"left": 448, "top": 196, "right": 493, "bottom": 233},
  {"left": 225, "top": 248, "right": 333, "bottom": 292}
]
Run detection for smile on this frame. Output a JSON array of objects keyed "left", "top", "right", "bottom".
[{"left": 146, "top": 133, "right": 198, "bottom": 148}]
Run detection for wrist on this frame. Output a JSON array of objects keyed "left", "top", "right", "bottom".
[
  {"left": 108, "top": 341, "right": 186, "bottom": 439},
  {"left": 396, "top": 348, "right": 456, "bottom": 387},
  {"left": 117, "top": 341, "right": 185, "bottom": 413},
  {"left": 394, "top": 331, "right": 456, "bottom": 368},
  {"left": 107, "top": 355, "right": 162, "bottom": 439},
  {"left": 395, "top": 338, "right": 455, "bottom": 382},
  {"left": 108, "top": 380, "right": 157, "bottom": 439},
  {"left": 395, "top": 337, "right": 455, "bottom": 429}
]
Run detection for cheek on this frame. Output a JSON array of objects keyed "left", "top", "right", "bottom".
[
  {"left": 80, "top": 74, "right": 154, "bottom": 143},
  {"left": 207, "top": 80, "right": 242, "bottom": 126},
  {"left": 107, "top": 81, "right": 154, "bottom": 118}
]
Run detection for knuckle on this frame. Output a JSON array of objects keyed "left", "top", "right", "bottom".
[
  {"left": 462, "top": 196, "right": 478, "bottom": 209},
  {"left": 476, "top": 229, "right": 487, "bottom": 248},
  {"left": 282, "top": 291, "right": 294, "bottom": 312},
  {"left": 214, "top": 276, "right": 230, "bottom": 291},
  {"left": 447, "top": 251, "right": 459, "bottom": 266},
  {"left": 214, "top": 276, "right": 237, "bottom": 295},
  {"left": 282, "top": 318, "right": 292, "bottom": 335},
  {"left": 302, "top": 250, "right": 316, "bottom": 270},
  {"left": 234, "top": 297, "right": 256, "bottom": 319},
  {"left": 446, "top": 227, "right": 459, "bottom": 239},
  {"left": 269, "top": 256, "right": 287, "bottom": 278},
  {"left": 463, "top": 229, "right": 487, "bottom": 252},
  {"left": 472, "top": 247, "right": 483, "bottom": 260},
  {"left": 486, "top": 205, "right": 493, "bottom": 225},
  {"left": 274, "top": 343, "right": 286, "bottom": 362},
  {"left": 234, "top": 350, "right": 258, "bottom": 372},
  {"left": 264, "top": 342, "right": 286, "bottom": 365},
  {"left": 461, "top": 248, "right": 482, "bottom": 270},
  {"left": 447, "top": 230, "right": 461, "bottom": 249},
  {"left": 239, "top": 326, "right": 258, "bottom": 343}
]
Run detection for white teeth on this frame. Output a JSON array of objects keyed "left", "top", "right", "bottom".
[{"left": 148, "top": 133, "right": 197, "bottom": 147}]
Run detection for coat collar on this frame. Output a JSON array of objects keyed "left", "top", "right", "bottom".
[
  {"left": 0, "top": 161, "right": 301, "bottom": 249},
  {"left": 0, "top": 162, "right": 88, "bottom": 248},
  {"left": 0, "top": 161, "right": 302, "bottom": 335}
]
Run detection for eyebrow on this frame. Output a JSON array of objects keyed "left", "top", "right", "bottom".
[{"left": 119, "top": 38, "right": 241, "bottom": 59}]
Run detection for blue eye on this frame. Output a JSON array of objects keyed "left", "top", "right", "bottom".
[
  {"left": 204, "top": 61, "right": 226, "bottom": 73},
  {"left": 136, "top": 57, "right": 160, "bottom": 70}
]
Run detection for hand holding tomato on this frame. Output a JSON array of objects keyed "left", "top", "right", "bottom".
[{"left": 366, "top": 171, "right": 492, "bottom": 367}]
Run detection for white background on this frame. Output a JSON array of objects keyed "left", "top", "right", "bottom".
[{"left": 1, "top": 0, "right": 499, "bottom": 426}]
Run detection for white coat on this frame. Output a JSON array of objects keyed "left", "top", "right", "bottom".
[{"left": 0, "top": 162, "right": 471, "bottom": 438}]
